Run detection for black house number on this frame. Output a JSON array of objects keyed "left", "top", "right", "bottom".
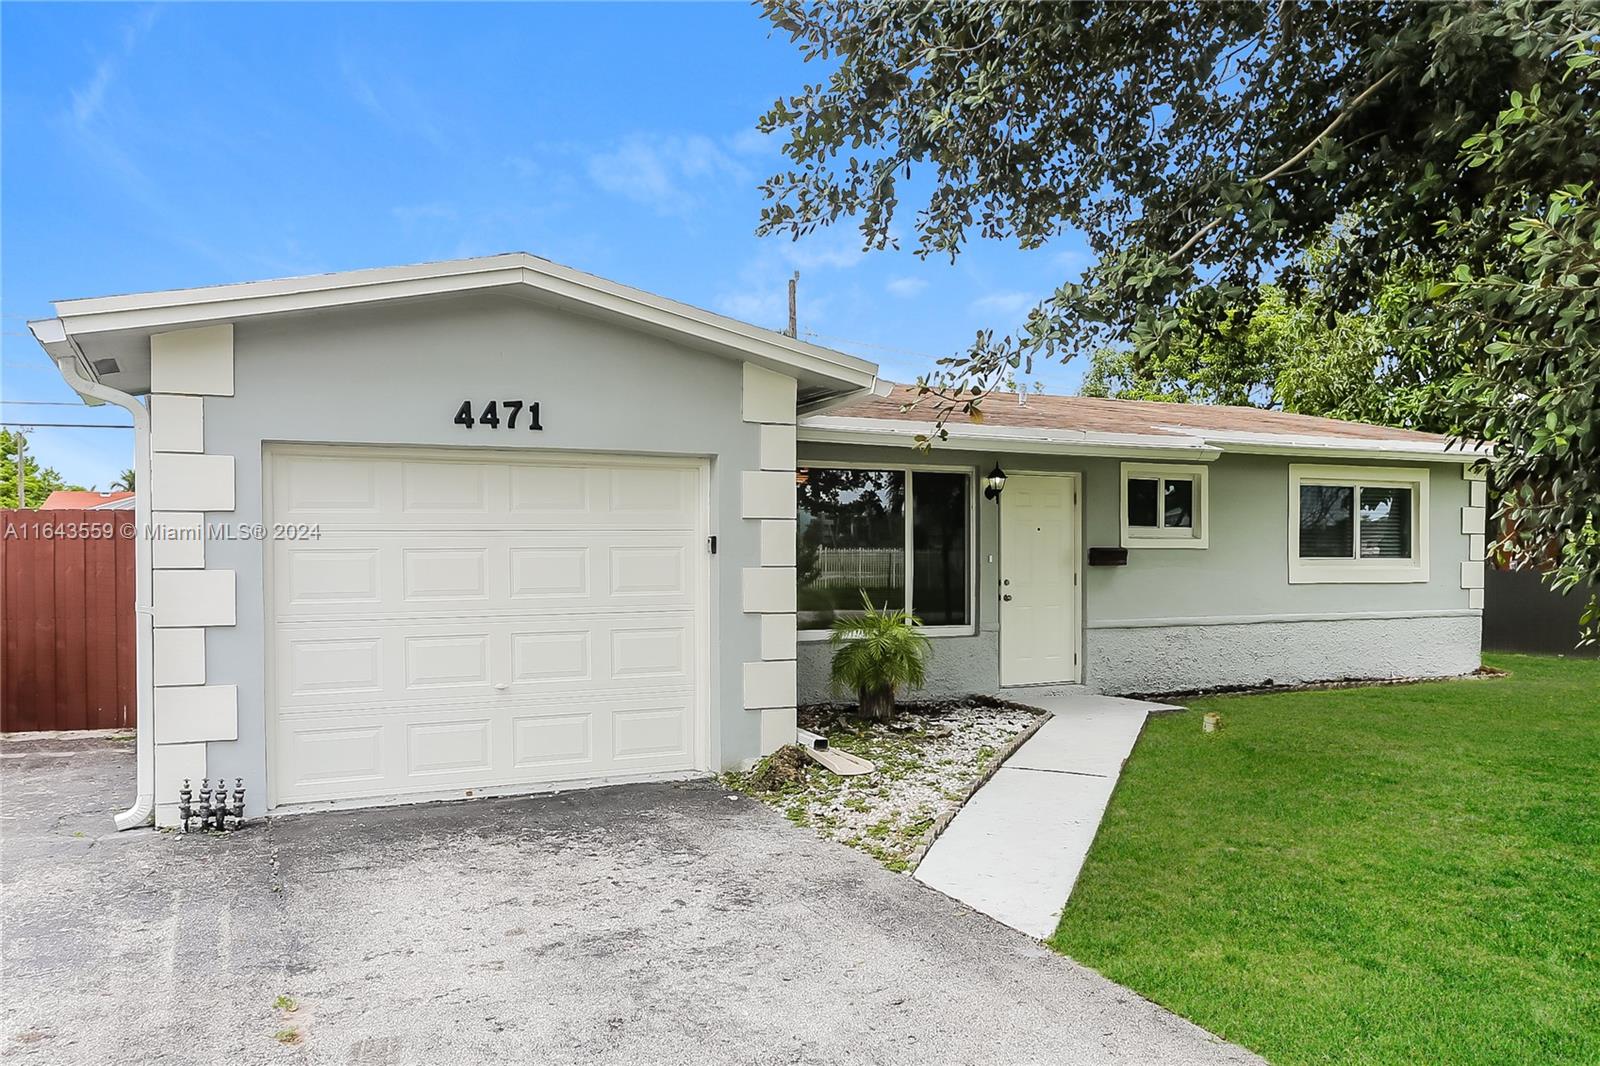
[{"left": 453, "top": 400, "right": 543, "bottom": 431}]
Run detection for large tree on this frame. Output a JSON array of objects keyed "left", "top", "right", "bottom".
[
  {"left": 0, "top": 430, "right": 84, "bottom": 509},
  {"left": 757, "top": 0, "right": 1599, "bottom": 613},
  {"left": 1080, "top": 250, "right": 1461, "bottom": 433}
]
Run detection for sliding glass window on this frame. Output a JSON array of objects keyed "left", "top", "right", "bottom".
[{"left": 797, "top": 467, "right": 970, "bottom": 630}]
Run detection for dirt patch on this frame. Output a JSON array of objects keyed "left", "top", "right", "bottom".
[
  {"left": 743, "top": 745, "right": 811, "bottom": 791},
  {"left": 724, "top": 697, "right": 1042, "bottom": 872}
]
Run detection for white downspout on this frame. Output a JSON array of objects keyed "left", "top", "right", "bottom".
[{"left": 50, "top": 347, "right": 155, "bottom": 830}]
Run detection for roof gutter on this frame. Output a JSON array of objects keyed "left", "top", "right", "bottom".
[
  {"left": 797, "top": 375, "right": 895, "bottom": 417},
  {"left": 35, "top": 319, "right": 155, "bottom": 830},
  {"left": 1190, "top": 430, "right": 1491, "bottom": 465}
]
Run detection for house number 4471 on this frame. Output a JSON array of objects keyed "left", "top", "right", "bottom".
[{"left": 453, "top": 400, "right": 543, "bottom": 431}]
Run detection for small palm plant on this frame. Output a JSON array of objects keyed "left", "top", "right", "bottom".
[{"left": 828, "top": 592, "right": 931, "bottom": 723}]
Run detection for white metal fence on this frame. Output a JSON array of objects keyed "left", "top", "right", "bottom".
[{"left": 810, "top": 547, "right": 904, "bottom": 588}]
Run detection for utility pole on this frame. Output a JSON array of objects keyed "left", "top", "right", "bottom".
[
  {"left": 12, "top": 429, "right": 25, "bottom": 509},
  {"left": 787, "top": 272, "right": 799, "bottom": 338}
]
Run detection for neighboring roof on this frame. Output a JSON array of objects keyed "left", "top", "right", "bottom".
[
  {"left": 40, "top": 490, "right": 135, "bottom": 510},
  {"left": 29, "top": 253, "right": 880, "bottom": 404},
  {"left": 799, "top": 384, "right": 1485, "bottom": 463}
]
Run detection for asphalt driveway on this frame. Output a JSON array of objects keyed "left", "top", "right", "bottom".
[{"left": 1, "top": 733, "right": 1258, "bottom": 1065}]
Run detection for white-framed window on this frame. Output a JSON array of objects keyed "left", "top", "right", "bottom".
[
  {"left": 795, "top": 463, "right": 975, "bottom": 636},
  {"left": 1120, "top": 463, "right": 1209, "bottom": 548},
  {"left": 1289, "top": 465, "right": 1429, "bottom": 584}
]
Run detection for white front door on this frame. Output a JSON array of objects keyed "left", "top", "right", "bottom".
[
  {"left": 999, "top": 474, "right": 1080, "bottom": 686},
  {"left": 266, "top": 445, "right": 708, "bottom": 808}
]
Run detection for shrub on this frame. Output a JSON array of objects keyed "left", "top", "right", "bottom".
[{"left": 828, "top": 593, "right": 931, "bottom": 723}]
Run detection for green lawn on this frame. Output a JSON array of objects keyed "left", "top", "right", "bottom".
[{"left": 1051, "top": 655, "right": 1600, "bottom": 1066}]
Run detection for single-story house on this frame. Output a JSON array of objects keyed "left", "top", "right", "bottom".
[
  {"left": 40, "top": 489, "right": 135, "bottom": 510},
  {"left": 29, "top": 254, "right": 1488, "bottom": 829}
]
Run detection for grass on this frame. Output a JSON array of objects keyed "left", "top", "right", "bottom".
[{"left": 1051, "top": 654, "right": 1600, "bottom": 1065}]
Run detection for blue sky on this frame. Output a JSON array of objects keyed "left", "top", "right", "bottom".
[{"left": 2, "top": 2, "right": 1090, "bottom": 490}]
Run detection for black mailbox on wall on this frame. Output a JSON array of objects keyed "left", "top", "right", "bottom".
[{"left": 1088, "top": 547, "right": 1129, "bottom": 567}]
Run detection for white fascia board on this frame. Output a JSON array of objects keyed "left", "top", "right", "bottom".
[
  {"left": 29, "top": 318, "right": 106, "bottom": 394},
  {"left": 47, "top": 253, "right": 878, "bottom": 394},
  {"left": 797, "top": 415, "right": 1220, "bottom": 460},
  {"left": 1191, "top": 428, "right": 1491, "bottom": 463}
]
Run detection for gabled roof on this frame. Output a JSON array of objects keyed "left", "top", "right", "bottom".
[
  {"left": 799, "top": 384, "right": 1485, "bottom": 463},
  {"left": 30, "top": 253, "right": 880, "bottom": 403}
]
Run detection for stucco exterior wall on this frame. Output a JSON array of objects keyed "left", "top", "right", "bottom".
[
  {"left": 796, "top": 441, "right": 1481, "bottom": 700},
  {"left": 193, "top": 293, "right": 774, "bottom": 813}
]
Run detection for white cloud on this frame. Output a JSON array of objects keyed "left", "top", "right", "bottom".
[
  {"left": 69, "top": 6, "right": 160, "bottom": 127},
  {"left": 586, "top": 133, "right": 750, "bottom": 216},
  {"left": 777, "top": 226, "right": 869, "bottom": 270},
  {"left": 340, "top": 54, "right": 450, "bottom": 151},
  {"left": 726, "top": 126, "right": 777, "bottom": 158},
  {"left": 970, "top": 291, "right": 1036, "bottom": 317},
  {"left": 886, "top": 276, "right": 928, "bottom": 298},
  {"left": 714, "top": 285, "right": 789, "bottom": 329},
  {"left": 713, "top": 248, "right": 839, "bottom": 332}
]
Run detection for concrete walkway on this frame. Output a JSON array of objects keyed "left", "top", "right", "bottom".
[{"left": 915, "top": 691, "right": 1181, "bottom": 939}]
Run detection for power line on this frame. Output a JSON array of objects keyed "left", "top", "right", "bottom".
[
  {"left": 800, "top": 329, "right": 947, "bottom": 362},
  {"left": 1, "top": 422, "right": 132, "bottom": 429}
]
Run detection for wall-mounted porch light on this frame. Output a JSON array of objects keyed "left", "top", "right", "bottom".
[{"left": 984, "top": 464, "right": 1008, "bottom": 501}]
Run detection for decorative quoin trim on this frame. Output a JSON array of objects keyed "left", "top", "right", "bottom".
[
  {"left": 149, "top": 324, "right": 237, "bottom": 827},
  {"left": 1462, "top": 465, "right": 1487, "bottom": 611},
  {"left": 740, "top": 362, "right": 799, "bottom": 754}
]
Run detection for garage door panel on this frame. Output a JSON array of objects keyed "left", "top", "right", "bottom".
[
  {"left": 613, "top": 703, "right": 691, "bottom": 762},
  {"left": 610, "top": 624, "right": 691, "bottom": 681},
  {"left": 281, "top": 724, "right": 385, "bottom": 790},
  {"left": 277, "top": 612, "right": 695, "bottom": 712},
  {"left": 508, "top": 463, "right": 590, "bottom": 514},
  {"left": 608, "top": 544, "right": 688, "bottom": 598},
  {"left": 403, "top": 634, "right": 491, "bottom": 690},
  {"left": 510, "top": 629, "right": 592, "bottom": 683},
  {"left": 269, "top": 447, "right": 705, "bottom": 808},
  {"left": 400, "top": 459, "right": 494, "bottom": 514},
  {"left": 275, "top": 532, "right": 698, "bottom": 622},
  {"left": 402, "top": 547, "right": 492, "bottom": 601},
  {"left": 407, "top": 719, "right": 492, "bottom": 777},
  {"left": 283, "top": 636, "right": 384, "bottom": 698},
  {"left": 274, "top": 688, "right": 695, "bottom": 804},
  {"left": 276, "top": 450, "right": 697, "bottom": 531},
  {"left": 511, "top": 712, "right": 593, "bottom": 769},
  {"left": 510, "top": 546, "right": 590, "bottom": 598},
  {"left": 274, "top": 454, "right": 387, "bottom": 517},
  {"left": 283, "top": 548, "right": 383, "bottom": 608},
  {"left": 606, "top": 465, "right": 698, "bottom": 522}
]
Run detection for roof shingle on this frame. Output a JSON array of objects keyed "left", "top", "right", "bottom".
[{"left": 829, "top": 385, "right": 1450, "bottom": 445}]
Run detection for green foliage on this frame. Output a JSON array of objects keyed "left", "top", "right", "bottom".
[
  {"left": 0, "top": 429, "right": 84, "bottom": 508},
  {"left": 1053, "top": 655, "right": 1600, "bottom": 1065},
  {"left": 1081, "top": 255, "right": 1462, "bottom": 431},
  {"left": 1436, "top": 108, "right": 1600, "bottom": 637},
  {"left": 760, "top": 0, "right": 1600, "bottom": 615},
  {"left": 828, "top": 592, "right": 931, "bottom": 722},
  {"left": 111, "top": 468, "right": 135, "bottom": 492}
]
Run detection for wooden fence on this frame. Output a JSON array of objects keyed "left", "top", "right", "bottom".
[{"left": 0, "top": 509, "right": 136, "bottom": 731}]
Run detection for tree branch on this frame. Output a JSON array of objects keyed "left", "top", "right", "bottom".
[{"left": 1168, "top": 68, "right": 1399, "bottom": 263}]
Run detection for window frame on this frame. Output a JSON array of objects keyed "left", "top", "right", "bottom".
[
  {"left": 1288, "top": 464, "right": 1430, "bottom": 584},
  {"left": 795, "top": 461, "right": 977, "bottom": 640},
  {"left": 1119, "top": 462, "right": 1210, "bottom": 549}
]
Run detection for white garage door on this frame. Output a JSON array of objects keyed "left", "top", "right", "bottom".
[{"left": 267, "top": 446, "right": 707, "bottom": 808}]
